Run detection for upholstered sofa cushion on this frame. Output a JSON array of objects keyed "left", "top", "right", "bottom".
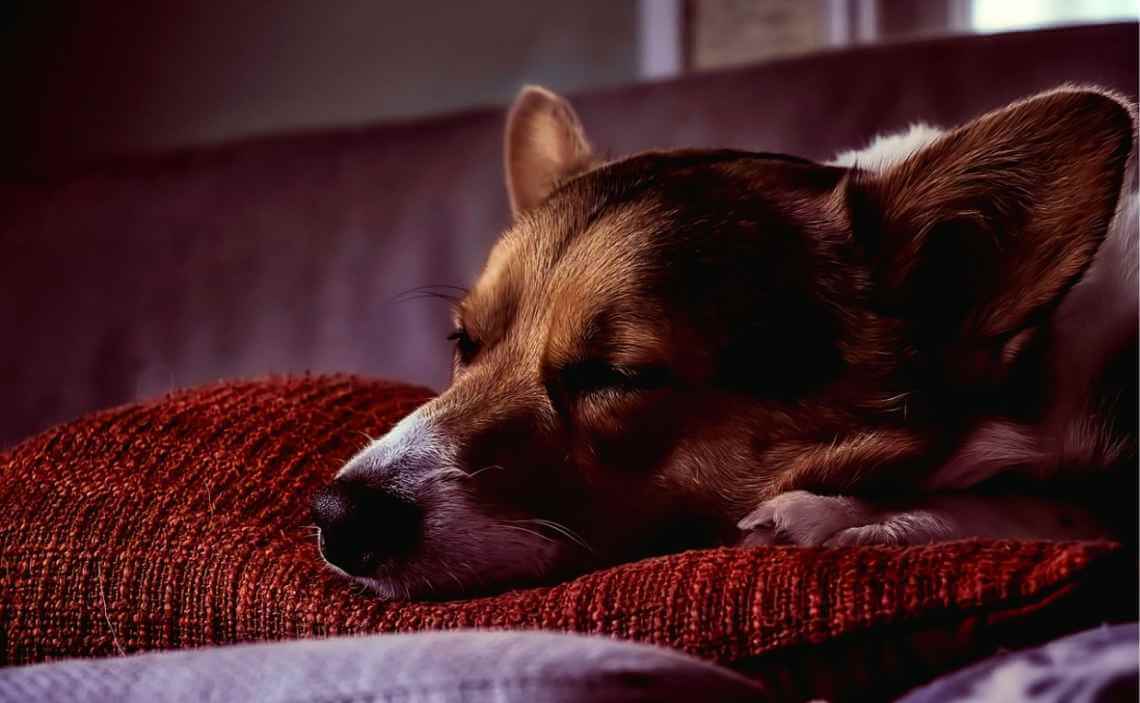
[
  {"left": 0, "top": 631, "right": 766, "bottom": 703},
  {"left": 0, "top": 376, "right": 1132, "bottom": 700}
]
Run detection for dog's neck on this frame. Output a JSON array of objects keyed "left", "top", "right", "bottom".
[{"left": 835, "top": 126, "right": 1138, "bottom": 485}]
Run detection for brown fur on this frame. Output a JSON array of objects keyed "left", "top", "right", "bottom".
[
  {"left": 445, "top": 86, "right": 1134, "bottom": 558},
  {"left": 316, "top": 85, "right": 1137, "bottom": 596}
]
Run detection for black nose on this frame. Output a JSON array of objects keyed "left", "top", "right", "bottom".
[{"left": 310, "top": 478, "right": 422, "bottom": 576}]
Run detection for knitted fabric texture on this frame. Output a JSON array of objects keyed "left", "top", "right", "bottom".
[{"left": 0, "top": 376, "right": 1131, "bottom": 698}]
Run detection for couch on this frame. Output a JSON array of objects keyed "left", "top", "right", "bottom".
[{"left": 1, "top": 22, "right": 1137, "bottom": 703}]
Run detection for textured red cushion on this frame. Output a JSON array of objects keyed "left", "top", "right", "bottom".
[{"left": 0, "top": 376, "right": 1132, "bottom": 699}]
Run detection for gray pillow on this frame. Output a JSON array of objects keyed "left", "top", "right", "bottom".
[{"left": 0, "top": 630, "right": 763, "bottom": 703}]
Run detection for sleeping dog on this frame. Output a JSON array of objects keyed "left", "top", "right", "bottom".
[{"left": 312, "top": 85, "right": 1137, "bottom": 599}]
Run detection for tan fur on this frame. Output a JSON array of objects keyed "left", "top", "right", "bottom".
[
  {"left": 316, "top": 85, "right": 1137, "bottom": 598},
  {"left": 504, "top": 85, "right": 596, "bottom": 216},
  {"left": 476, "top": 85, "right": 1134, "bottom": 545},
  {"left": 857, "top": 87, "right": 1133, "bottom": 341}
]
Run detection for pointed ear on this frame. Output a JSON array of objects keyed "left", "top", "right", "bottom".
[
  {"left": 848, "top": 87, "right": 1134, "bottom": 384},
  {"left": 504, "top": 85, "right": 595, "bottom": 216}
]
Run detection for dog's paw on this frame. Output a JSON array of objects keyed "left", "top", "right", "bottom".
[
  {"left": 736, "top": 490, "right": 877, "bottom": 546},
  {"left": 822, "top": 508, "right": 957, "bottom": 546},
  {"left": 820, "top": 523, "right": 903, "bottom": 547}
]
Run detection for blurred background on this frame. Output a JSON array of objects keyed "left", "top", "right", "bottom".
[
  {"left": 3, "top": 0, "right": 1136, "bottom": 174},
  {"left": 2, "top": 1, "right": 1138, "bottom": 446}
]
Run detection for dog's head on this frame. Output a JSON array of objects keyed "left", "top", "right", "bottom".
[{"left": 313, "top": 86, "right": 1134, "bottom": 598}]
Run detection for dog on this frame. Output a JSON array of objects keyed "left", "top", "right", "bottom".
[{"left": 312, "top": 85, "right": 1137, "bottom": 599}]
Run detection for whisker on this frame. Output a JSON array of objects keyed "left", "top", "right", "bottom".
[
  {"left": 387, "top": 284, "right": 470, "bottom": 307},
  {"left": 465, "top": 464, "right": 504, "bottom": 479},
  {"left": 498, "top": 523, "right": 556, "bottom": 544},
  {"left": 438, "top": 464, "right": 505, "bottom": 481},
  {"left": 869, "top": 391, "right": 912, "bottom": 414},
  {"left": 443, "top": 566, "right": 464, "bottom": 591},
  {"left": 392, "top": 284, "right": 470, "bottom": 297},
  {"left": 435, "top": 467, "right": 472, "bottom": 481},
  {"left": 392, "top": 291, "right": 464, "bottom": 304},
  {"left": 403, "top": 284, "right": 470, "bottom": 294},
  {"left": 513, "top": 518, "right": 596, "bottom": 554}
]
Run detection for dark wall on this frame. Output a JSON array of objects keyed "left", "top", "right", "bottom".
[{"left": 1, "top": 1, "right": 640, "bottom": 175}]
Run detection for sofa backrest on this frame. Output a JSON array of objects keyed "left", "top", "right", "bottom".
[{"left": 2, "top": 23, "right": 1136, "bottom": 447}]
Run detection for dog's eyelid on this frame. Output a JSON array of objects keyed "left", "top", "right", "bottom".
[
  {"left": 446, "top": 323, "right": 480, "bottom": 341},
  {"left": 447, "top": 326, "right": 481, "bottom": 363},
  {"left": 559, "top": 359, "right": 671, "bottom": 394}
]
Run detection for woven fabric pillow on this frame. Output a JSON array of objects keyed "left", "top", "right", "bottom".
[{"left": 1, "top": 376, "right": 1132, "bottom": 700}]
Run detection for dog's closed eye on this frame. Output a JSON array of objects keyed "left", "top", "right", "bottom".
[
  {"left": 447, "top": 328, "right": 480, "bottom": 364},
  {"left": 560, "top": 361, "right": 671, "bottom": 395}
]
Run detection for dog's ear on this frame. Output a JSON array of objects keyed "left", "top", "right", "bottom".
[
  {"left": 848, "top": 87, "right": 1134, "bottom": 388},
  {"left": 504, "top": 85, "right": 594, "bottom": 216}
]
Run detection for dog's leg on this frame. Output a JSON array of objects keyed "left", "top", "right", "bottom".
[{"left": 737, "top": 490, "right": 1111, "bottom": 547}]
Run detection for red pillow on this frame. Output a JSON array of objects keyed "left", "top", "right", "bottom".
[{"left": 0, "top": 375, "right": 1131, "bottom": 700}]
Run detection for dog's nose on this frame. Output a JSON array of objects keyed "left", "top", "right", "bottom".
[{"left": 310, "top": 478, "right": 422, "bottom": 576}]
